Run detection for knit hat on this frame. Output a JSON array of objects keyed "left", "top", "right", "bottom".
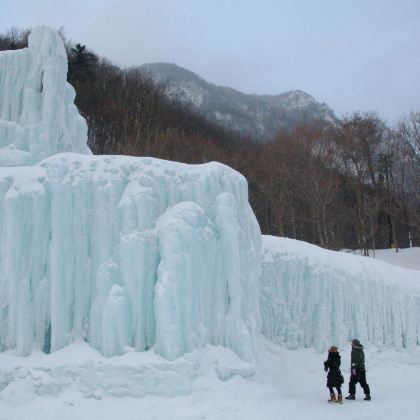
[
  {"left": 329, "top": 346, "right": 338, "bottom": 352},
  {"left": 352, "top": 339, "right": 360, "bottom": 346}
]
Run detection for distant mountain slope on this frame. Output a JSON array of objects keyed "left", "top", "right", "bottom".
[{"left": 140, "top": 63, "right": 336, "bottom": 140}]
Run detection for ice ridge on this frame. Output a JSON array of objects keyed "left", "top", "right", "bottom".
[{"left": 261, "top": 236, "right": 420, "bottom": 351}]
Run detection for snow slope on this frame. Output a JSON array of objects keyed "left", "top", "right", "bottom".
[{"left": 261, "top": 236, "right": 420, "bottom": 352}]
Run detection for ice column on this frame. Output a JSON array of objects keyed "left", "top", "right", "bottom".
[{"left": 0, "top": 26, "right": 90, "bottom": 166}]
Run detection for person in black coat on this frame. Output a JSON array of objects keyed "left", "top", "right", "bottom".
[
  {"left": 345, "top": 338, "right": 371, "bottom": 401},
  {"left": 324, "top": 346, "right": 343, "bottom": 403}
]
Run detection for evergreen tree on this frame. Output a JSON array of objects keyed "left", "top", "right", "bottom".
[{"left": 67, "top": 43, "right": 98, "bottom": 83}]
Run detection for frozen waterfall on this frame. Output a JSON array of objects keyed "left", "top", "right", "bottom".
[
  {"left": 260, "top": 236, "right": 420, "bottom": 351},
  {"left": 0, "top": 27, "right": 261, "bottom": 360},
  {"left": 0, "top": 154, "right": 261, "bottom": 360},
  {"left": 0, "top": 26, "right": 90, "bottom": 166}
]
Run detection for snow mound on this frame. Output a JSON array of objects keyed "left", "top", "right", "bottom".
[
  {"left": 2, "top": 340, "right": 420, "bottom": 420},
  {"left": 0, "top": 26, "right": 89, "bottom": 166},
  {"left": 0, "top": 154, "right": 261, "bottom": 360},
  {"left": 0, "top": 342, "right": 255, "bottom": 402},
  {"left": 261, "top": 236, "right": 420, "bottom": 351}
]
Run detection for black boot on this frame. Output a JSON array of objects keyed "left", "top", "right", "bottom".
[
  {"left": 345, "top": 394, "right": 355, "bottom": 400},
  {"left": 364, "top": 394, "right": 371, "bottom": 401}
]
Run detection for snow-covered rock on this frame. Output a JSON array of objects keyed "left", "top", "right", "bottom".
[
  {"left": 0, "top": 26, "right": 89, "bottom": 166},
  {"left": 261, "top": 236, "right": 420, "bottom": 351}
]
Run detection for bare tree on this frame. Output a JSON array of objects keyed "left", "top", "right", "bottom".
[{"left": 393, "top": 111, "right": 420, "bottom": 245}]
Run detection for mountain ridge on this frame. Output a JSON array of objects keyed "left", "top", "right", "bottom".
[{"left": 139, "top": 62, "right": 336, "bottom": 140}]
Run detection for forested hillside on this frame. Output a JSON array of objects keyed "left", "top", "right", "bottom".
[
  {"left": 1, "top": 28, "right": 419, "bottom": 252},
  {"left": 139, "top": 62, "right": 336, "bottom": 140}
]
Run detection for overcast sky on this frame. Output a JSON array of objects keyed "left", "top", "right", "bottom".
[{"left": 2, "top": 0, "right": 420, "bottom": 122}]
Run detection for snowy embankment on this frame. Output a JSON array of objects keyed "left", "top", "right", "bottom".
[
  {"left": 261, "top": 236, "right": 420, "bottom": 351},
  {"left": 0, "top": 341, "right": 255, "bottom": 401}
]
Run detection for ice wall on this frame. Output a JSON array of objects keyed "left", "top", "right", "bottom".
[
  {"left": 0, "top": 27, "right": 261, "bottom": 360},
  {"left": 0, "top": 26, "right": 90, "bottom": 166},
  {"left": 261, "top": 236, "right": 420, "bottom": 351},
  {"left": 0, "top": 154, "right": 261, "bottom": 360}
]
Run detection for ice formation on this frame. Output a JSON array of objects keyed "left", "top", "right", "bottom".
[
  {"left": 3, "top": 24, "right": 418, "bottom": 369},
  {"left": 0, "top": 27, "right": 261, "bottom": 360},
  {"left": 261, "top": 236, "right": 420, "bottom": 351},
  {"left": 0, "top": 154, "right": 261, "bottom": 359},
  {"left": 0, "top": 26, "right": 89, "bottom": 166}
]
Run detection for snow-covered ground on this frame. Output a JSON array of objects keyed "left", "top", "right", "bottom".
[
  {"left": 1, "top": 339, "right": 419, "bottom": 420},
  {"left": 356, "top": 247, "right": 420, "bottom": 271}
]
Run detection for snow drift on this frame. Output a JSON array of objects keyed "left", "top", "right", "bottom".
[
  {"left": 261, "top": 236, "right": 420, "bottom": 351},
  {"left": 0, "top": 27, "right": 89, "bottom": 166},
  {"left": 0, "top": 27, "right": 261, "bottom": 361}
]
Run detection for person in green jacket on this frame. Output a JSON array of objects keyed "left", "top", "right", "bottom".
[{"left": 345, "top": 339, "right": 371, "bottom": 401}]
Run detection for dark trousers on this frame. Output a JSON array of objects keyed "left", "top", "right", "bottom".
[
  {"left": 329, "top": 386, "right": 342, "bottom": 395},
  {"left": 349, "top": 369, "right": 370, "bottom": 396}
]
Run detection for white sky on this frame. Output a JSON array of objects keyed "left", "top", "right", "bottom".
[{"left": 2, "top": 0, "right": 420, "bottom": 122}]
